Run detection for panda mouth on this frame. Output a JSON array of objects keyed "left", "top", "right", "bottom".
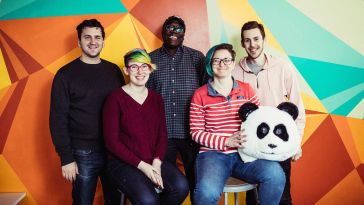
[{"left": 261, "top": 151, "right": 275, "bottom": 155}]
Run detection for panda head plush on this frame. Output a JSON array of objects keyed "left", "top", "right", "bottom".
[{"left": 237, "top": 102, "right": 300, "bottom": 163}]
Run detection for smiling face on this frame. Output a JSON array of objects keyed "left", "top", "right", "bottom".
[
  {"left": 211, "top": 49, "right": 235, "bottom": 79},
  {"left": 78, "top": 27, "right": 104, "bottom": 61},
  {"left": 162, "top": 20, "right": 185, "bottom": 49},
  {"left": 123, "top": 61, "right": 151, "bottom": 87},
  {"left": 241, "top": 28, "right": 265, "bottom": 60}
]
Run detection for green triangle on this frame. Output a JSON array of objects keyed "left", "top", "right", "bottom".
[
  {"left": 290, "top": 56, "right": 364, "bottom": 100},
  {"left": 249, "top": 0, "right": 364, "bottom": 68},
  {"left": 0, "top": 0, "right": 127, "bottom": 20}
]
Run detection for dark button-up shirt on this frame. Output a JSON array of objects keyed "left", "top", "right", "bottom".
[{"left": 147, "top": 45, "right": 206, "bottom": 139}]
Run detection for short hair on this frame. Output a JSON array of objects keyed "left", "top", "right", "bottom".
[
  {"left": 205, "top": 43, "right": 236, "bottom": 77},
  {"left": 123, "top": 48, "right": 156, "bottom": 72},
  {"left": 76, "top": 19, "right": 105, "bottom": 40},
  {"left": 162, "top": 15, "right": 186, "bottom": 33},
  {"left": 241, "top": 21, "right": 265, "bottom": 40}
]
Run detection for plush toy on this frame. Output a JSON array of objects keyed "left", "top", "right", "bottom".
[{"left": 237, "top": 102, "right": 300, "bottom": 162}]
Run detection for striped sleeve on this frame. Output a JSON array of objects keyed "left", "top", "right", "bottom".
[{"left": 190, "top": 92, "right": 228, "bottom": 151}]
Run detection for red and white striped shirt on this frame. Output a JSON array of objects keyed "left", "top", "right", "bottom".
[{"left": 190, "top": 79, "right": 260, "bottom": 154}]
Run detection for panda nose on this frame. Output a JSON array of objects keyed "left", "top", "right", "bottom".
[{"left": 268, "top": 144, "right": 277, "bottom": 149}]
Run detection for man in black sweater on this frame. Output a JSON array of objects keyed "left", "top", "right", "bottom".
[{"left": 49, "top": 19, "right": 125, "bottom": 205}]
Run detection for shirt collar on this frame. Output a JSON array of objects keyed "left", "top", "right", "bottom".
[
  {"left": 161, "top": 45, "right": 185, "bottom": 56},
  {"left": 207, "top": 77, "right": 240, "bottom": 97}
]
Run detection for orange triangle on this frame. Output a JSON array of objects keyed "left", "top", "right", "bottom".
[
  {"left": 346, "top": 117, "right": 364, "bottom": 164},
  {"left": 0, "top": 14, "right": 124, "bottom": 68},
  {"left": 0, "top": 155, "right": 37, "bottom": 204},
  {"left": 122, "top": 0, "right": 141, "bottom": 11},
  {"left": 130, "top": 14, "right": 163, "bottom": 52},
  {"left": 331, "top": 115, "right": 361, "bottom": 167},
  {"left": 302, "top": 114, "right": 328, "bottom": 145},
  {"left": 316, "top": 169, "right": 364, "bottom": 205},
  {"left": 0, "top": 84, "right": 16, "bottom": 115},
  {"left": 0, "top": 34, "right": 28, "bottom": 80}
]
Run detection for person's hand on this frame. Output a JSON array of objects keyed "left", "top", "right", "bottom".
[
  {"left": 292, "top": 147, "right": 302, "bottom": 161},
  {"left": 225, "top": 130, "right": 247, "bottom": 148},
  {"left": 62, "top": 161, "right": 78, "bottom": 182},
  {"left": 152, "top": 159, "right": 164, "bottom": 189},
  {"left": 137, "top": 161, "right": 161, "bottom": 187}
]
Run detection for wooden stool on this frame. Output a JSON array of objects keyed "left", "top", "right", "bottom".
[{"left": 223, "top": 177, "right": 258, "bottom": 205}]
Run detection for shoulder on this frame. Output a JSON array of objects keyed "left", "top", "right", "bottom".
[
  {"left": 183, "top": 46, "right": 204, "bottom": 57},
  {"left": 101, "top": 59, "right": 120, "bottom": 70},
  {"left": 149, "top": 47, "right": 162, "bottom": 58},
  {"left": 56, "top": 58, "right": 80, "bottom": 74}
]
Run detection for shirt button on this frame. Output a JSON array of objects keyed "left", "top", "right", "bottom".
[
  {"left": 173, "top": 102, "right": 175, "bottom": 106},
  {"left": 172, "top": 80, "right": 175, "bottom": 83},
  {"left": 171, "top": 68, "right": 174, "bottom": 71},
  {"left": 172, "top": 90, "right": 175, "bottom": 94},
  {"left": 173, "top": 114, "right": 176, "bottom": 117}
]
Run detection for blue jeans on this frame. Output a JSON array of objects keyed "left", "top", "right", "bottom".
[
  {"left": 72, "top": 149, "right": 119, "bottom": 205},
  {"left": 193, "top": 152, "right": 285, "bottom": 205},
  {"left": 107, "top": 157, "right": 189, "bottom": 205}
]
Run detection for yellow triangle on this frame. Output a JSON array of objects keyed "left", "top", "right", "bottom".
[
  {"left": 346, "top": 117, "right": 364, "bottom": 164},
  {"left": 217, "top": 0, "right": 285, "bottom": 53},
  {"left": 0, "top": 47, "right": 11, "bottom": 90},
  {"left": 302, "top": 114, "right": 328, "bottom": 145},
  {"left": 301, "top": 92, "right": 327, "bottom": 113},
  {"left": 0, "top": 155, "right": 37, "bottom": 204},
  {"left": 101, "top": 13, "right": 143, "bottom": 68},
  {"left": 130, "top": 14, "right": 163, "bottom": 52},
  {"left": 331, "top": 115, "right": 361, "bottom": 167}
]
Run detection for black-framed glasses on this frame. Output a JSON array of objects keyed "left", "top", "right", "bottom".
[
  {"left": 127, "top": 64, "right": 151, "bottom": 72},
  {"left": 165, "top": 25, "right": 184, "bottom": 33},
  {"left": 211, "top": 58, "right": 234, "bottom": 65}
]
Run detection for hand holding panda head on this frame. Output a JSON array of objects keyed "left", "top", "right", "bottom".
[{"left": 238, "top": 102, "right": 300, "bottom": 162}]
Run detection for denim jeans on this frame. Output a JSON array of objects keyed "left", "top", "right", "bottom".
[
  {"left": 107, "top": 157, "right": 189, "bottom": 205},
  {"left": 193, "top": 152, "right": 285, "bottom": 205},
  {"left": 72, "top": 149, "right": 119, "bottom": 205}
]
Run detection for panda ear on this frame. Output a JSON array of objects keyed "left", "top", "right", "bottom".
[
  {"left": 239, "top": 102, "right": 259, "bottom": 122},
  {"left": 277, "top": 102, "right": 299, "bottom": 120}
]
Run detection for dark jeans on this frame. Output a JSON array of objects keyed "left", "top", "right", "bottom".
[
  {"left": 193, "top": 152, "right": 285, "bottom": 205},
  {"left": 72, "top": 149, "right": 120, "bottom": 205},
  {"left": 164, "top": 139, "right": 199, "bottom": 196},
  {"left": 107, "top": 157, "right": 189, "bottom": 205},
  {"left": 246, "top": 158, "right": 292, "bottom": 205}
]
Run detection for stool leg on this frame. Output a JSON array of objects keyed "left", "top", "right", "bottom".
[
  {"left": 234, "top": 192, "right": 238, "bottom": 205},
  {"left": 120, "top": 192, "right": 125, "bottom": 205},
  {"left": 224, "top": 192, "right": 228, "bottom": 205}
]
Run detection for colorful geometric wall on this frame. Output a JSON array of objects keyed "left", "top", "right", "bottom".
[{"left": 0, "top": 0, "right": 363, "bottom": 205}]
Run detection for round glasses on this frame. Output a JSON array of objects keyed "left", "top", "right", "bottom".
[
  {"left": 165, "top": 25, "right": 184, "bottom": 33},
  {"left": 211, "top": 58, "right": 234, "bottom": 65},
  {"left": 127, "top": 64, "right": 151, "bottom": 72}
]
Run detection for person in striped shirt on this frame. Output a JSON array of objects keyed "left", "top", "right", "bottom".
[{"left": 190, "top": 43, "right": 285, "bottom": 205}]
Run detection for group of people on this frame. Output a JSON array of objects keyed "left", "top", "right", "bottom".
[{"left": 50, "top": 16, "right": 305, "bottom": 205}]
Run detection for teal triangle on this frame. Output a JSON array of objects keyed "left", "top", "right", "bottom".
[
  {"left": 207, "top": 0, "right": 224, "bottom": 46},
  {"left": 220, "top": 23, "right": 228, "bottom": 44},
  {"left": 249, "top": 0, "right": 364, "bottom": 68},
  {"left": 0, "top": 0, "right": 127, "bottom": 20},
  {"left": 332, "top": 90, "right": 364, "bottom": 116},
  {"left": 289, "top": 56, "right": 364, "bottom": 99},
  {"left": 0, "top": 0, "right": 35, "bottom": 17}
]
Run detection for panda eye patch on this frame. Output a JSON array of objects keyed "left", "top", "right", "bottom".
[
  {"left": 257, "top": 122, "right": 270, "bottom": 139},
  {"left": 274, "top": 124, "right": 288, "bottom": 141}
]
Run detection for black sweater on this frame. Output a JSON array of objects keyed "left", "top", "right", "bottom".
[{"left": 49, "top": 58, "right": 125, "bottom": 165}]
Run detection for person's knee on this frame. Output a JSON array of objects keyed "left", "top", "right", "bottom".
[
  {"left": 175, "top": 175, "right": 189, "bottom": 196},
  {"left": 263, "top": 162, "right": 286, "bottom": 187}
]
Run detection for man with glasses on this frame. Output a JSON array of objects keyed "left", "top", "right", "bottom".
[
  {"left": 147, "top": 15, "right": 206, "bottom": 200},
  {"left": 50, "top": 19, "right": 125, "bottom": 205},
  {"left": 232, "top": 21, "right": 306, "bottom": 205}
]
